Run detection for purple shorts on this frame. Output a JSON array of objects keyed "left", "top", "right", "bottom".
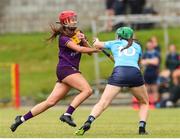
[{"left": 56, "top": 66, "right": 81, "bottom": 82}]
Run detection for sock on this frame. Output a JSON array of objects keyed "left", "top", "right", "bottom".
[
  {"left": 65, "top": 105, "right": 75, "bottom": 115},
  {"left": 86, "top": 115, "right": 95, "bottom": 124},
  {"left": 139, "top": 121, "right": 146, "bottom": 128},
  {"left": 23, "top": 111, "right": 33, "bottom": 121}
]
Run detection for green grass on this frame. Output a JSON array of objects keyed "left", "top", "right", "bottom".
[
  {"left": 0, "top": 28, "right": 180, "bottom": 98},
  {"left": 1, "top": 107, "right": 180, "bottom": 137}
]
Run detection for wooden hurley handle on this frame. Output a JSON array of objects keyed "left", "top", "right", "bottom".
[{"left": 102, "top": 50, "right": 115, "bottom": 63}]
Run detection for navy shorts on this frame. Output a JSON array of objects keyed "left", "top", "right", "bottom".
[
  {"left": 108, "top": 66, "right": 144, "bottom": 87},
  {"left": 144, "top": 72, "right": 158, "bottom": 84},
  {"left": 56, "top": 66, "right": 81, "bottom": 82}
]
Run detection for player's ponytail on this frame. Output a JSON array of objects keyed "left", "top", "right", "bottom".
[
  {"left": 47, "top": 24, "right": 63, "bottom": 41},
  {"left": 120, "top": 38, "right": 133, "bottom": 52}
]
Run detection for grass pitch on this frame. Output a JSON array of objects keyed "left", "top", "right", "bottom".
[{"left": 0, "top": 106, "right": 180, "bottom": 138}]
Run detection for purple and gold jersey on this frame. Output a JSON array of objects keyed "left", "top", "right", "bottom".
[{"left": 58, "top": 32, "right": 83, "bottom": 70}]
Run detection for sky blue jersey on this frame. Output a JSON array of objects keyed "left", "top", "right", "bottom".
[{"left": 104, "top": 39, "right": 142, "bottom": 69}]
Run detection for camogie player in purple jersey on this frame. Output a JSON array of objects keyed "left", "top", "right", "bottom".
[{"left": 10, "top": 10, "right": 100, "bottom": 132}]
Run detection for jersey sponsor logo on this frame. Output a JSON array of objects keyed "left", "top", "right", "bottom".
[
  {"left": 70, "top": 52, "right": 79, "bottom": 56},
  {"left": 118, "top": 46, "right": 136, "bottom": 56}
]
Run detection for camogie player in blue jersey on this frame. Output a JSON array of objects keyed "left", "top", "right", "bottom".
[{"left": 76, "top": 27, "right": 149, "bottom": 135}]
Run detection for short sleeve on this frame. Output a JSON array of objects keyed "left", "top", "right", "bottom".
[
  {"left": 59, "top": 36, "right": 71, "bottom": 46},
  {"left": 104, "top": 41, "right": 114, "bottom": 49}
]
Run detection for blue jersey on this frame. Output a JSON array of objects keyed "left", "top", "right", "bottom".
[
  {"left": 142, "top": 50, "right": 160, "bottom": 84},
  {"left": 142, "top": 50, "right": 160, "bottom": 74},
  {"left": 104, "top": 39, "right": 142, "bottom": 69}
]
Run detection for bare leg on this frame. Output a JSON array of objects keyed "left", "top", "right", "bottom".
[
  {"left": 172, "top": 69, "right": 180, "bottom": 85},
  {"left": 62, "top": 73, "right": 93, "bottom": 109},
  {"left": 131, "top": 85, "right": 149, "bottom": 122},
  {"left": 76, "top": 85, "right": 148, "bottom": 136},
  {"left": 90, "top": 84, "right": 121, "bottom": 118},
  {"left": 75, "top": 84, "right": 121, "bottom": 135},
  {"left": 59, "top": 73, "right": 93, "bottom": 127},
  {"left": 131, "top": 85, "right": 149, "bottom": 134},
  {"left": 10, "top": 82, "right": 70, "bottom": 132},
  {"left": 151, "top": 84, "right": 159, "bottom": 103},
  {"left": 31, "top": 82, "right": 71, "bottom": 116}
]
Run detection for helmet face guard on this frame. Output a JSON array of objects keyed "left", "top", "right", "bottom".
[
  {"left": 61, "top": 15, "right": 78, "bottom": 28},
  {"left": 57, "top": 10, "right": 78, "bottom": 28}
]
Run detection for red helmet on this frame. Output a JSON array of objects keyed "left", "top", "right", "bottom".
[{"left": 57, "top": 10, "right": 77, "bottom": 27}]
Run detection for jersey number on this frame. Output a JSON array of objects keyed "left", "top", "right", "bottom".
[{"left": 118, "top": 46, "right": 136, "bottom": 56}]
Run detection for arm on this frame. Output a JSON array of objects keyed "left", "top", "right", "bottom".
[
  {"left": 93, "top": 38, "right": 115, "bottom": 62},
  {"left": 93, "top": 38, "right": 105, "bottom": 49},
  {"left": 77, "top": 32, "right": 93, "bottom": 55},
  {"left": 78, "top": 34, "right": 113, "bottom": 61},
  {"left": 66, "top": 41, "right": 99, "bottom": 53},
  {"left": 146, "top": 58, "right": 159, "bottom": 65},
  {"left": 82, "top": 39, "right": 91, "bottom": 48},
  {"left": 81, "top": 39, "right": 94, "bottom": 56},
  {"left": 77, "top": 32, "right": 91, "bottom": 48},
  {"left": 141, "top": 58, "right": 159, "bottom": 66}
]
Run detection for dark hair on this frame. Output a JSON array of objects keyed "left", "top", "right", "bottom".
[{"left": 120, "top": 38, "right": 133, "bottom": 52}]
